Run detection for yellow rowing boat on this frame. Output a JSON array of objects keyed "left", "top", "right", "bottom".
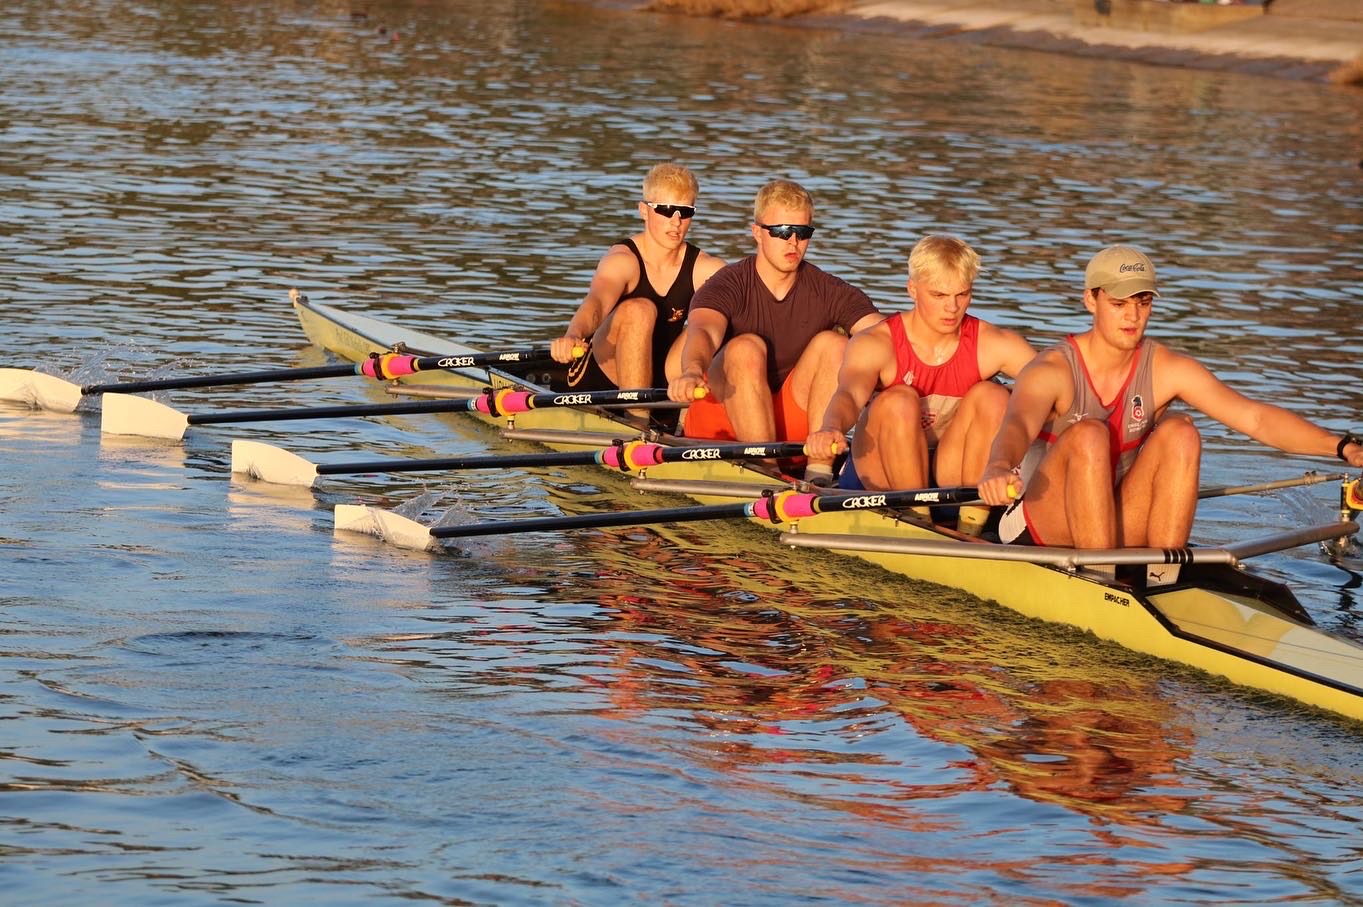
[{"left": 288, "top": 292, "right": 1363, "bottom": 724}]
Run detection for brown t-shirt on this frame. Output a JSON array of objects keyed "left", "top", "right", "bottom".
[{"left": 689, "top": 256, "right": 878, "bottom": 390}]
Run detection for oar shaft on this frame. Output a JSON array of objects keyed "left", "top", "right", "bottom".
[
  {"left": 79, "top": 345, "right": 564, "bottom": 396},
  {"left": 431, "top": 502, "right": 750, "bottom": 539},
  {"left": 315, "top": 439, "right": 807, "bottom": 477},
  {"left": 187, "top": 398, "right": 468, "bottom": 426},
  {"left": 81, "top": 363, "right": 358, "bottom": 395},
  {"left": 473, "top": 387, "right": 674, "bottom": 416},
  {"left": 317, "top": 449, "right": 600, "bottom": 476},
  {"left": 362, "top": 348, "right": 559, "bottom": 379},
  {"left": 434, "top": 483, "right": 977, "bottom": 538},
  {"left": 1197, "top": 471, "right": 1342, "bottom": 499}
]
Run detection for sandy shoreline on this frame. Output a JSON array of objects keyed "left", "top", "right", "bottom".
[{"left": 629, "top": 0, "right": 1363, "bottom": 84}]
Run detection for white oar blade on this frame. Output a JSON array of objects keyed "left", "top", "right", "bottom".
[
  {"left": 101, "top": 392, "right": 190, "bottom": 440},
  {"left": 0, "top": 368, "right": 83, "bottom": 413},
  {"left": 334, "top": 504, "right": 437, "bottom": 552},
  {"left": 230, "top": 439, "right": 320, "bottom": 487}
]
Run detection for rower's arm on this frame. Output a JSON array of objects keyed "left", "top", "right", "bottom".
[
  {"left": 692, "top": 252, "right": 727, "bottom": 290},
  {"left": 807, "top": 330, "right": 888, "bottom": 456},
  {"left": 1165, "top": 350, "right": 1362, "bottom": 464},
  {"left": 979, "top": 354, "right": 1065, "bottom": 504},
  {"left": 553, "top": 247, "right": 635, "bottom": 363},
  {"left": 670, "top": 307, "right": 728, "bottom": 403},
  {"left": 978, "top": 323, "right": 1037, "bottom": 379}
]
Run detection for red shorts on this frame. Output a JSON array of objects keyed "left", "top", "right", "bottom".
[{"left": 680, "top": 371, "right": 809, "bottom": 443}]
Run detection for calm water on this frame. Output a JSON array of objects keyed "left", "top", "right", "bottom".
[{"left": 4, "top": 0, "right": 1363, "bottom": 903}]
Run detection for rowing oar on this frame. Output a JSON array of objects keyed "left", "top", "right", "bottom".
[
  {"left": 426, "top": 485, "right": 980, "bottom": 540},
  {"left": 232, "top": 438, "right": 804, "bottom": 487},
  {"left": 104, "top": 386, "right": 702, "bottom": 440},
  {"left": 0, "top": 346, "right": 578, "bottom": 415}
]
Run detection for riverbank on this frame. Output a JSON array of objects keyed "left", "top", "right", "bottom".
[{"left": 639, "top": 0, "right": 1363, "bottom": 84}]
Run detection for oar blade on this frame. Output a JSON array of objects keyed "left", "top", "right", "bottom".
[
  {"left": 0, "top": 369, "right": 83, "bottom": 413},
  {"left": 101, "top": 393, "right": 190, "bottom": 440},
  {"left": 334, "top": 504, "right": 437, "bottom": 552},
  {"left": 230, "top": 440, "right": 320, "bottom": 487}
]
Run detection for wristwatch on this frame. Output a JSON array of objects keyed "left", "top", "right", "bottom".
[{"left": 1338, "top": 432, "right": 1362, "bottom": 462}]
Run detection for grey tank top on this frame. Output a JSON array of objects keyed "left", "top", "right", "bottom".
[{"left": 1020, "top": 336, "right": 1157, "bottom": 484}]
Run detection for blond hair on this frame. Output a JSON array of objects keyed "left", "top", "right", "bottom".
[
  {"left": 752, "top": 179, "right": 814, "bottom": 223},
  {"left": 643, "top": 163, "right": 698, "bottom": 201},
  {"left": 908, "top": 234, "right": 981, "bottom": 286}
]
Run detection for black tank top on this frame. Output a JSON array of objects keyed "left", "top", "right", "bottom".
[{"left": 621, "top": 238, "right": 701, "bottom": 385}]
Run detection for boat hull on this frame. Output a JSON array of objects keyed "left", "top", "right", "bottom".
[{"left": 292, "top": 294, "right": 1363, "bottom": 723}]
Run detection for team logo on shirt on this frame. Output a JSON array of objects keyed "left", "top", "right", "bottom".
[
  {"left": 1128, "top": 394, "right": 1146, "bottom": 435},
  {"left": 668, "top": 306, "right": 685, "bottom": 323}
]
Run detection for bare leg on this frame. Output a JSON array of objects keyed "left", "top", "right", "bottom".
[
  {"left": 593, "top": 297, "right": 657, "bottom": 385},
  {"left": 708, "top": 333, "right": 775, "bottom": 441},
  {"left": 933, "top": 382, "right": 1010, "bottom": 536},
  {"left": 932, "top": 382, "right": 1011, "bottom": 485},
  {"left": 1115, "top": 414, "right": 1201, "bottom": 547},
  {"left": 1023, "top": 419, "right": 1117, "bottom": 548},
  {"left": 785, "top": 331, "right": 850, "bottom": 471},
  {"left": 850, "top": 385, "right": 930, "bottom": 490}
]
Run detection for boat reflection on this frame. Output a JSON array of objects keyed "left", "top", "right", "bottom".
[{"left": 395, "top": 488, "right": 1202, "bottom": 829}]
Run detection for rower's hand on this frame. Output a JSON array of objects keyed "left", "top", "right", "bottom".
[
  {"left": 669, "top": 370, "right": 707, "bottom": 404},
  {"left": 803, "top": 429, "right": 849, "bottom": 463},
  {"left": 550, "top": 335, "right": 585, "bottom": 364},
  {"left": 978, "top": 464, "right": 1022, "bottom": 507}
]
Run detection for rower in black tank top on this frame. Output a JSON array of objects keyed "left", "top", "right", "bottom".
[{"left": 564, "top": 238, "right": 701, "bottom": 391}]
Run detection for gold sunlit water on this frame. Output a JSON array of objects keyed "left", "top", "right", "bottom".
[{"left": 2, "top": 0, "right": 1362, "bottom": 903}]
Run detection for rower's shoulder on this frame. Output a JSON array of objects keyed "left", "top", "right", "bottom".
[
  {"left": 973, "top": 317, "right": 1031, "bottom": 346},
  {"left": 692, "top": 248, "right": 727, "bottom": 284},
  {"left": 598, "top": 239, "right": 641, "bottom": 268}
]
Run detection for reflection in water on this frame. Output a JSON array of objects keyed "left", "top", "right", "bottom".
[{"left": 366, "top": 467, "right": 1210, "bottom": 838}]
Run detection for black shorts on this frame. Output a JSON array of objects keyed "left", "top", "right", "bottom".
[{"left": 557, "top": 339, "right": 615, "bottom": 392}]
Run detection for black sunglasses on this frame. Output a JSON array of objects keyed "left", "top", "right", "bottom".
[
  {"left": 757, "top": 223, "right": 815, "bottom": 241},
  {"left": 644, "top": 202, "right": 695, "bottom": 220}
]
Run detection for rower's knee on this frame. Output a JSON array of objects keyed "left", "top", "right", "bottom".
[
  {"left": 1151, "top": 413, "right": 1202, "bottom": 464},
  {"left": 608, "top": 297, "right": 658, "bottom": 332},
  {"left": 961, "top": 380, "right": 1009, "bottom": 425},
  {"left": 801, "top": 329, "right": 849, "bottom": 368},
  {"left": 868, "top": 384, "right": 924, "bottom": 427},
  {"left": 715, "top": 334, "right": 768, "bottom": 383},
  {"left": 1059, "top": 419, "right": 1111, "bottom": 461}
]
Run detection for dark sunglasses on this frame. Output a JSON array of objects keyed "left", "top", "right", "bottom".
[
  {"left": 644, "top": 202, "right": 695, "bottom": 220},
  {"left": 757, "top": 223, "right": 815, "bottom": 241}
]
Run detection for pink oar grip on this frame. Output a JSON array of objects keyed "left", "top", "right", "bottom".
[
  {"left": 360, "top": 355, "right": 419, "bottom": 379},
  {"left": 748, "top": 492, "right": 817, "bottom": 523},
  {"left": 597, "top": 443, "right": 663, "bottom": 470},
  {"left": 776, "top": 493, "right": 819, "bottom": 520},
  {"left": 625, "top": 443, "right": 665, "bottom": 469},
  {"left": 471, "top": 390, "right": 534, "bottom": 415},
  {"left": 497, "top": 391, "right": 534, "bottom": 414},
  {"left": 380, "top": 356, "right": 419, "bottom": 378}
]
